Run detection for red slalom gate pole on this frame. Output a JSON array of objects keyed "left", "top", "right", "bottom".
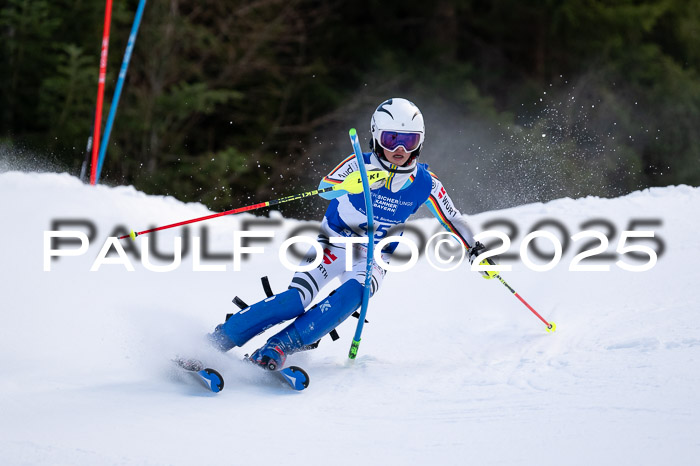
[
  {"left": 90, "top": 0, "right": 114, "bottom": 185},
  {"left": 494, "top": 274, "right": 556, "bottom": 333}
]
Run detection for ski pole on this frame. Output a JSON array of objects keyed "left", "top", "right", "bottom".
[
  {"left": 494, "top": 274, "right": 556, "bottom": 332},
  {"left": 119, "top": 168, "right": 388, "bottom": 240},
  {"left": 347, "top": 128, "right": 375, "bottom": 360}
]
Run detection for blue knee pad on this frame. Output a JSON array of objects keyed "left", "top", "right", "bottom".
[
  {"left": 209, "top": 288, "right": 305, "bottom": 351},
  {"left": 260, "top": 279, "right": 364, "bottom": 355}
]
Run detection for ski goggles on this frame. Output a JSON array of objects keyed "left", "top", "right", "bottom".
[{"left": 377, "top": 131, "right": 422, "bottom": 152}]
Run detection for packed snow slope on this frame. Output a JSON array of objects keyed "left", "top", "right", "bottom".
[{"left": 1, "top": 171, "right": 699, "bottom": 466}]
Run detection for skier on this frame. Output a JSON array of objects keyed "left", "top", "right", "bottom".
[{"left": 208, "top": 97, "right": 496, "bottom": 370}]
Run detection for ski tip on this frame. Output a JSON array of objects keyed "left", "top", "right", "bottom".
[
  {"left": 199, "top": 368, "right": 225, "bottom": 393},
  {"left": 281, "top": 366, "right": 310, "bottom": 391},
  {"left": 349, "top": 128, "right": 357, "bottom": 137},
  {"left": 173, "top": 357, "right": 224, "bottom": 393}
]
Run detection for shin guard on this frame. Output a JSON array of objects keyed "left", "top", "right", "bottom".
[
  {"left": 208, "top": 288, "right": 305, "bottom": 351},
  {"left": 253, "top": 279, "right": 364, "bottom": 361}
]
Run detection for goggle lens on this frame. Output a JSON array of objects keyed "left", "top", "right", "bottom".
[{"left": 379, "top": 131, "right": 421, "bottom": 152}]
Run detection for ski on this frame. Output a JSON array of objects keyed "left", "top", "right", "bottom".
[
  {"left": 242, "top": 353, "right": 310, "bottom": 391},
  {"left": 276, "top": 366, "right": 310, "bottom": 391},
  {"left": 173, "top": 357, "right": 310, "bottom": 392},
  {"left": 173, "top": 357, "right": 225, "bottom": 393}
]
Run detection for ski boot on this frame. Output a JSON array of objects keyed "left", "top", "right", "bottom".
[{"left": 247, "top": 337, "right": 290, "bottom": 371}]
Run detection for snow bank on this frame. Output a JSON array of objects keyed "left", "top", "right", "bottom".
[{"left": 1, "top": 171, "right": 699, "bottom": 466}]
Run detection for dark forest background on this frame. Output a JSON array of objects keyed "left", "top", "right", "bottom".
[{"left": 2, "top": 0, "right": 700, "bottom": 218}]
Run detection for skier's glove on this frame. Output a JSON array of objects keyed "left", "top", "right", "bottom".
[
  {"left": 468, "top": 241, "right": 498, "bottom": 279},
  {"left": 366, "top": 167, "right": 387, "bottom": 190}
]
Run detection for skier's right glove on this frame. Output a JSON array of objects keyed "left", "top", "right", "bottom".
[
  {"left": 468, "top": 241, "right": 498, "bottom": 279},
  {"left": 366, "top": 167, "right": 387, "bottom": 190}
]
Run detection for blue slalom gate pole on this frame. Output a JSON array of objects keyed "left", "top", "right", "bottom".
[
  {"left": 348, "top": 128, "right": 375, "bottom": 360},
  {"left": 95, "top": 0, "right": 147, "bottom": 184}
]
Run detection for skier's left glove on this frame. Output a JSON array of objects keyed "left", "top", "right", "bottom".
[{"left": 468, "top": 241, "right": 498, "bottom": 279}]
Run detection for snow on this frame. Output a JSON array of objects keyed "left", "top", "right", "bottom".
[{"left": 1, "top": 170, "right": 699, "bottom": 465}]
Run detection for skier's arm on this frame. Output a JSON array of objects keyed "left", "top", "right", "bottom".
[
  {"left": 424, "top": 172, "right": 477, "bottom": 251},
  {"left": 425, "top": 172, "right": 498, "bottom": 279},
  {"left": 318, "top": 154, "right": 385, "bottom": 199},
  {"left": 318, "top": 154, "right": 358, "bottom": 199}
]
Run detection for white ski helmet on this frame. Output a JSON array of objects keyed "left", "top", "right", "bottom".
[{"left": 370, "top": 98, "right": 425, "bottom": 162}]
